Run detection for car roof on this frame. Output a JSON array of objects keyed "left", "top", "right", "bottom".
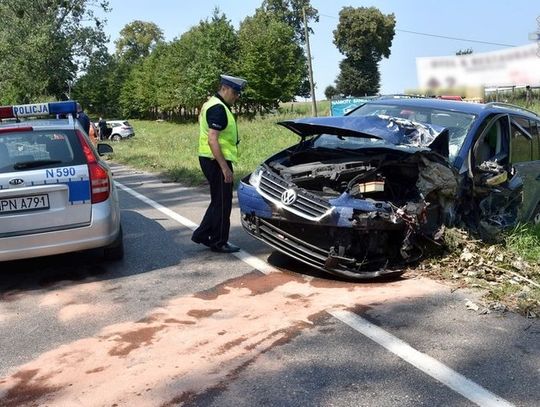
[{"left": 362, "top": 98, "right": 540, "bottom": 119}]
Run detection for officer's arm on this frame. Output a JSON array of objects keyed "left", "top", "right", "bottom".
[{"left": 208, "top": 129, "right": 233, "bottom": 183}]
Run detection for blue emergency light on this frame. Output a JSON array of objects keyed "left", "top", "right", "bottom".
[{"left": 0, "top": 101, "right": 78, "bottom": 119}]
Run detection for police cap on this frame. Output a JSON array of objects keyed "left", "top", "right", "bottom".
[{"left": 220, "top": 75, "right": 247, "bottom": 92}]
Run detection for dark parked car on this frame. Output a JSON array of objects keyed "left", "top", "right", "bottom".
[{"left": 238, "top": 98, "right": 540, "bottom": 280}]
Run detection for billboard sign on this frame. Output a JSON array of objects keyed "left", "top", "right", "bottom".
[
  {"left": 416, "top": 43, "right": 540, "bottom": 89},
  {"left": 330, "top": 97, "right": 374, "bottom": 116}
]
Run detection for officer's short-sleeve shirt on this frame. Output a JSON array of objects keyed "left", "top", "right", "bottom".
[{"left": 205, "top": 94, "right": 230, "bottom": 131}]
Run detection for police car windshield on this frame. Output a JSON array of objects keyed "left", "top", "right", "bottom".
[{"left": 0, "top": 129, "right": 85, "bottom": 173}]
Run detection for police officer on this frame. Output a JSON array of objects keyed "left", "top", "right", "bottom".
[
  {"left": 98, "top": 117, "right": 108, "bottom": 140},
  {"left": 191, "top": 74, "right": 247, "bottom": 253},
  {"left": 76, "top": 103, "right": 90, "bottom": 135}
]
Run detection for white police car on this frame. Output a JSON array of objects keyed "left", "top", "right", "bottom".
[{"left": 0, "top": 101, "right": 124, "bottom": 261}]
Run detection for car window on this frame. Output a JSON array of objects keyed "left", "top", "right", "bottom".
[
  {"left": 510, "top": 116, "right": 532, "bottom": 163},
  {"left": 474, "top": 115, "right": 510, "bottom": 165},
  {"left": 122, "top": 121, "right": 131, "bottom": 127},
  {"left": 0, "top": 129, "right": 85, "bottom": 173},
  {"left": 348, "top": 103, "right": 476, "bottom": 163}
]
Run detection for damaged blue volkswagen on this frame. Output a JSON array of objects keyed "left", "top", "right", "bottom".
[{"left": 238, "top": 98, "right": 540, "bottom": 280}]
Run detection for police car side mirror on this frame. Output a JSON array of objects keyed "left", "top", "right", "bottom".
[{"left": 97, "top": 143, "right": 114, "bottom": 156}]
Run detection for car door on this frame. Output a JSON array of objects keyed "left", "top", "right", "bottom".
[
  {"left": 468, "top": 113, "right": 522, "bottom": 238},
  {"left": 510, "top": 116, "right": 540, "bottom": 222}
]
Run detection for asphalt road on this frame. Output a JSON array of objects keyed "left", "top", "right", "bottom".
[{"left": 0, "top": 163, "right": 538, "bottom": 407}]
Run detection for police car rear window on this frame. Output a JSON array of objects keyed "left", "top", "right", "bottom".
[{"left": 0, "top": 129, "right": 86, "bottom": 173}]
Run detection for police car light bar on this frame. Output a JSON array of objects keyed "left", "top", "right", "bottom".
[{"left": 0, "top": 101, "right": 78, "bottom": 119}]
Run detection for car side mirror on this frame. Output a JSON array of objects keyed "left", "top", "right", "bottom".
[{"left": 97, "top": 143, "right": 114, "bottom": 156}]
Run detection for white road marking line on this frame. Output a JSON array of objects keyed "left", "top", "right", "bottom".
[
  {"left": 116, "top": 181, "right": 281, "bottom": 274},
  {"left": 329, "top": 309, "right": 514, "bottom": 407},
  {"left": 116, "top": 181, "right": 199, "bottom": 229},
  {"left": 116, "top": 179, "right": 514, "bottom": 407}
]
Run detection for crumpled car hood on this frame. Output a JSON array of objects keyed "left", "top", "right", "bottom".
[{"left": 278, "top": 115, "right": 449, "bottom": 157}]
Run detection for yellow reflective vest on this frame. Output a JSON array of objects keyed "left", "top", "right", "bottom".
[{"left": 198, "top": 96, "right": 238, "bottom": 163}]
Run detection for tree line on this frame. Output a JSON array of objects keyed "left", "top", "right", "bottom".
[{"left": 0, "top": 0, "right": 395, "bottom": 120}]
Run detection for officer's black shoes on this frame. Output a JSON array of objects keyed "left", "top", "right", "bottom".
[
  {"left": 191, "top": 235, "right": 211, "bottom": 247},
  {"left": 210, "top": 243, "right": 240, "bottom": 253}
]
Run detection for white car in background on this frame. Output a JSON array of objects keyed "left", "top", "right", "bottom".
[{"left": 106, "top": 120, "right": 135, "bottom": 141}]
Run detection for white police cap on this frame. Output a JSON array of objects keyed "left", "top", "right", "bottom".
[{"left": 220, "top": 74, "right": 247, "bottom": 92}]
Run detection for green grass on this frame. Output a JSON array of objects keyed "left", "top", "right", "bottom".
[
  {"left": 505, "top": 223, "right": 540, "bottom": 263},
  {"left": 108, "top": 115, "right": 300, "bottom": 185}
]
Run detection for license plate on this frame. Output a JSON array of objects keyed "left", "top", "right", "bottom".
[{"left": 0, "top": 194, "right": 50, "bottom": 214}]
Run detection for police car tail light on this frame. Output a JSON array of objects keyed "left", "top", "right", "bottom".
[{"left": 76, "top": 130, "right": 110, "bottom": 204}]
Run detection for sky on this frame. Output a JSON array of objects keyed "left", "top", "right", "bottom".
[{"left": 99, "top": 0, "right": 540, "bottom": 100}]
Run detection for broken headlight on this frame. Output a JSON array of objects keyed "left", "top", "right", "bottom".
[{"left": 249, "top": 166, "right": 263, "bottom": 188}]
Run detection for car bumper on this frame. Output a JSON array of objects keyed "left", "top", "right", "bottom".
[
  {"left": 0, "top": 199, "right": 121, "bottom": 262},
  {"left": 238, "top": 180, "right": 405, "bottom": 280}
]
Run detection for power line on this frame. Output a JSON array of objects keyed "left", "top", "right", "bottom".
[
  {"left": 319, "top": 13, "right": 517, "bottom": 48},
  {"left": 396, "top": 29, "right": 516, "bottom": 47}
]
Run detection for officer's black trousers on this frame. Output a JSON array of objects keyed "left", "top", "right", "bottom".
[{"left": 192, "top": 157, "right": 233, "bottom": 248}]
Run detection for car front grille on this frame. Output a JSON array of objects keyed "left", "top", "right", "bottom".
[
  {"left": 241, "top": 215, "right": 406, "bottom": 280},
  {"left": 243, "top": 216, "right": 338, "bottom": 270},
  {"left": 257, "top": 170, "right": 333, "bottom": 221}
]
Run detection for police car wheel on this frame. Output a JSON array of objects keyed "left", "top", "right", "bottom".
[
  {"left": 111, "top": 134, "right": 122, "bottom": 141},
  {"left": 104, "top": 226, "right": 124, "bottom": 261}
]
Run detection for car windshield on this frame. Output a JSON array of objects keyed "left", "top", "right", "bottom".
[
  {"left": 0, "top": 129, "right": 84, "bottom": 173},
  {"left": 348, "top": 102, "right": 477, "bottom": 162}
]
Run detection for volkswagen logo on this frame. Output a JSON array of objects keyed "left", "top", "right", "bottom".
[
  {"left": 8, "top": 178, "right": 24, "bottom": 186},
  {"left": 280, "top": 188, "right": 297, "bottom": 205}
]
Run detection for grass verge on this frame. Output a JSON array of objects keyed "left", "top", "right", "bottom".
[
  {"left": 417, "top": 227, "right": 540, "bottom": 317},
  {"left": 108, "top": 116, "right": 298, "bottom": 185}
]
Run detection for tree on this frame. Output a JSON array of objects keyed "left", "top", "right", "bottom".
[
  {"left": 324, "top": 85, "right": 339, "bottom": 100},
  {"left": 237, "top": 10, "right": 305, "bottom": 111},
  {"left": 171, "top": 9, "right": 238, "bottom": 111},
  {"left": 115, "top": 20, "right": 164, "bottom": 64},
  {"left": 115, "top": 9, "right": 238, "bottom": 118},
  {"left": 258, "top": 0, "right": 319, "bottom": 98},
  {"left": 259, "top": 0, "right": 319, "bottom": 44},
  {"left": 335, "top": 57, "right": 380, "bottom": 96},
  {"left": 333, "top": 7, "right": 395, "bottom": 96},
  {"left": 0, "top": 0, "right": 109, "bottom": 104}
]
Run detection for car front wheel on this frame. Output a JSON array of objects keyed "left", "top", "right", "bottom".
[{"left": 111, "top": 134, "right": 122, "bottom": 141}]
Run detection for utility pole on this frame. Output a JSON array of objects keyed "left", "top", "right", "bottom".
[{"left": 303, "top": 7, "right": 317, "bottom": 117}]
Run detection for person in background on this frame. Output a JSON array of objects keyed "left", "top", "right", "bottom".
[
  {"left": 98, "top": 117, "right": 108, "bottom": 141},
  {"left": 88, "top": 122, "right": 99, "bottom": 145},
  {"left": 191, "top": 74, "right": 247, "bottom": 253},
  {"left": 76, "top": 103, "right": 90, "bottom": 135}
]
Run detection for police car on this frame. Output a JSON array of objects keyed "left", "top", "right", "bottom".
[{"left": 0, "top": 101, "right": 124, "bottom": 262}]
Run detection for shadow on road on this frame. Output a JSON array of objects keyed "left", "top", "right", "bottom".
[{"left": 0, "top": 209, "right": 187, "bottom": 297}]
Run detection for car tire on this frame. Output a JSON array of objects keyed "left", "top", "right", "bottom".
[
  {"left": 103, "top": 226, "right": 124, "bottom": 261},
  {"left": 111, "top": 134, "right": 122, "bottom": 142}
]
